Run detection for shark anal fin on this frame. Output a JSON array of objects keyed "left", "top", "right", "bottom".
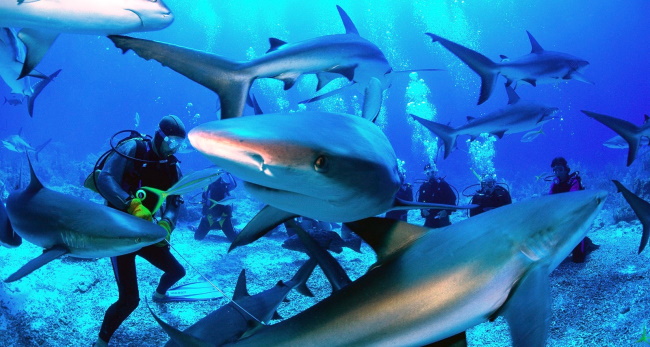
[
  {"left": 500, "top": 265, "right": 551, "bottom": 347},
  {"left": 5, "top": 245, "right": 68, "bottom": 283},
  {"left": 522, "top": 78, "right": 537, "bottom": 86},
  {"left": 17, "top": 29, "right": 59, "bottom": 79},
  {"left": 229, "top": 205, "right": 297, "bottom": 252}
]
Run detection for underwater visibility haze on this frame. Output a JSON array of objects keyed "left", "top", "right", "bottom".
[{"left": 1, "top": 0, "right": 650, "bottom": 346}]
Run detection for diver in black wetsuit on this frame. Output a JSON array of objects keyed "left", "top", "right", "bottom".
[
  {"left": 94, "top": 115, "right": 187, "bottom": 347},
  {"left": 194, "top": 172, "right": 238, "bottom": 241},
  {"left": 417, "top": 163, "right": 456, "bottom": 228},
  {"left": 469, "top": 175, "right": 512, "bottom": 217}
]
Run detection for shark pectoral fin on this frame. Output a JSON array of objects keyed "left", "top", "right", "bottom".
[
  {"left": 500, "top": 265, "right": 551, "bottom": 347},
  {"left": 612, "top": 180, "right": 650, "bottom": 253},
  {"left": 491, "top": 130, "right": 507, "bottom": 139},
  {"left": 344, "top": 217, "right": 427, "bottom": 264},
  {"left": 146, "top": 300, "right": 213, "bottom": 347},
  {"left": 17, "top": 29, "right": 59, "bottom": 79},
  {"left": 505, "top": 85, "right": 520, "bottom": 105},
  {"left": 5, "top": 245, "right": 68, "bottom": 283},
  {"left": 229, "top": 205, "right": 297, "bottom": 252},
  {"left": 315, "top": 72, "right": 341, "bottom": 91},
  {"left": 570, "top": 71, "right": 594, "bottom": 85},
  {"left": 362, "top": 77, "right": 382, "bottom": 122}
]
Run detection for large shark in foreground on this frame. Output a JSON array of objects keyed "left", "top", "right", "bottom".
[
  {"left": 188, "top": 112, "right": 469, "bottom": 249},
  {"left": 583, "top": 110, "right": 650, "bottom": 167},
  {"left": 411, "top": 85, "right": 558, "bottom": 158},
  {"left": 0, "top": 0, "right": 174, "bottom": 78},
  {"left": 426, "top": 31, "right": 591, "bottom": 105},
  {"left": 224, "top": 190, "right": 606, "bottom": 346},
  {"left": 3, "top": 159, "right": 167, "bottom": 282},
  {"left": 0, "top": 27, "right": 61, "bottom": 117},
  {"left": 108, "top": 6, "right": 438, "bottom": 120}
]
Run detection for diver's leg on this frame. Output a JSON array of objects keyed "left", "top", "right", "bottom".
[
  {"left": 98, "top": 253, "right": 140, "bottom": 344},
  {"left": 139, "top": 244, "right": 186, "bottom": 294},
  {"left": 194, "top": 217, "right": 211, "bottom": 240}
]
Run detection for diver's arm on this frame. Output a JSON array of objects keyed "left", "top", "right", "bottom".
[
  {"left": 97, "top": 141, "right": 137, "bottom": 210},
  {"left": 160, "top": 163, "right": 183, "bottom": 229}
]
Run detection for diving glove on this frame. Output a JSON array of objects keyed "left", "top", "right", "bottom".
[
  {"left": 156, "top": 219, "right": 173, "bottom": 247},
  {"left": 127, "top": 198, "right": 153, "bottom": 221}
]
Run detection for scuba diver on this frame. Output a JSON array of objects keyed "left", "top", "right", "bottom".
[
  {"left": 93, "top": 115, "right": 187, "bottom": 347},
  {"left": 194, "top": 171, "right": 238, "bottom": 241},
  {"left": 467, "top": 174, "right": 512, "bottom": 217},
  {"left": 548, "top": 156, "right": 599, "bottom": 263},
  {"left": 416, "top": 163, "right": 457, "bottom": 228},
  {"left": 385, "top": 160, "right": 413, "bottom": 222}
]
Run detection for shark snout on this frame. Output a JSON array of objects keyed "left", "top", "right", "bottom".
[{"left": 127, "top": 0, "right": 175, "bottom": 31}]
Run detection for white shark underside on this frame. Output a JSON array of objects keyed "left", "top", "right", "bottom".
[
  {"left": 0, "top": 0, "right": 173, "bottom": 77},
  {"left": 3, "top": 159, "right": 166, "bottom": 282},
  {"left": 229, "top": 190, "right": 606, "bottom": 346}
]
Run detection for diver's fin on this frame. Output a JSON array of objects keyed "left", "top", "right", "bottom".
[
  {"left": 5, "top": 245, "right": 68, "bottom": 282},
  {"left": 229, "top": 205, "right": 298, "bottom": 252},
  {"left": 17, "top": 29, "right": 59, "bottom": 79},
  {"left": 157, "top": 282, "right": 221, "bottom": 302}
]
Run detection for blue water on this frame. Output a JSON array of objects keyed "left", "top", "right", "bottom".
[{"left": 2, "top": 1, "right": 649, "bottom": 196}]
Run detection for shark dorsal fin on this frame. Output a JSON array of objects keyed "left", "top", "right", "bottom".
[
  {"left": 505, "top": 85, "right": 520, "bottom": 104},
  {"left": 267, "top": 38, "right": 288, "bottom": 53},
  {"left": 336, "top": 5, "right": 359, "bottom": 35},
  {"left": 343, "top": 217, "right": 427, "bottom": 264},
  {"left": 233, "top": 269, "right": 250, "bottom": 300},
  {"left": 526, "top": 31, "right": 544, "bottom": 54},
  {"left": 26, "top": 155, "right": 44, "bottom": 193}
]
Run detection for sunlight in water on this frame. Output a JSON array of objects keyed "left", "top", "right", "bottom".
[
  {"left": 467, "top": 133, "right": 497, "bottom": 179},
  {"left": 406, "top": 72, "right": 439, "bottom": 168}
]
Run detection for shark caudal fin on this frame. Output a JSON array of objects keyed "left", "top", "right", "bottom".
[
  {"left": 26, "top": 69, "right": 61, "bottom": 117},
  {"left": 108, "top": 35, "right": 252, "bottom": 119},
  {"left": 410, "top": 114, "right": 458, "bottom": 159},
  {"left": 426, "top": 33, "right": 499, "bottom": 105},
  {"left": 582, "top": 110, "right": 641, "bottom": 166},
  {"left": 612, "top": 180, "right": 650, "bottom": 254}
]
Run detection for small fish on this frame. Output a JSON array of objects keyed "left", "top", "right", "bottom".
[
  {"left": 134, "top": 111, "right": 140, "bottom": 128},
  {"left": 521, "top": 128, "right": 544, "bottom": 142},
  {"left": 3, "top": 96, "right": 23, "bottom": 106}
]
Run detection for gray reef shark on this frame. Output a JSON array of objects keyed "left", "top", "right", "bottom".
[
  {"left": 426, "top": 31, "right": 591, "bottom": 104},
  {"left": 108, "top": 6, "right": 438, "bottom": 120},
  {"left": 583, "top": 110, "right": 650, "bottom": 166},
  {"left": 612, "top": 180, "right": 650, "bottom": 254},
  {"left": 0, "top": 0, "right": 174, "bottom": 78},
  {"left": 0, "top": 27, "right": 61, "bottom": 116},
  {"left": 411, "top": 85, "right": 558, "bottom": 158},
  {"left": 0, "top": 198, "right": 21, "bottom": 248},
  {"left": 153, "top": 259, "right": 317, "bottom": 346},
  {"left": 3, "top": 159, "right": 166, "bottom": 282},
  {"left": 603, "top": 135, "right": 650, "bottom": 149},
  {"left": 224, "top": 190, "right": 606, "bottom": 346},
  {"left": 2, "top": 133, "right": 51, "bottom": 161},
  {"left": 188, "top": 112, "right": 469, "bottom": 249}
]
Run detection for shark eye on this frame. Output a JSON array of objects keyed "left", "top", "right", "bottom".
[
  {"left": 135, "top": 238, "right": 142, "bottom": 243},
  {"left": 314, "top": 155, "right": 329, "bottom": 173}
]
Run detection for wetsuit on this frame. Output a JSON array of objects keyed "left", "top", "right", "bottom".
[
  {"left": 96, "top": 138, "right": 185, "bottom": 343},
  {"left": 195, "top": 176, "right": 237, "bottom": 241},
  {"left": 549, "top": 172, "right": 594, "bottom": 262},
  {"left": 469, "top": 185, "right": 512, "bottom": 217},
  {"left": 385, "top": 183, "right": 413, "bottom": 221},
  {"left": 417, "top": 177, "right": 456, "bottom": 228}
]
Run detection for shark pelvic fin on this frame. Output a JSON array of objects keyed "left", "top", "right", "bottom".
[
  {"left": 5, "top": 245, "right": 68, "bottom": 283},
  {"left": 344, "top": 217, "right": 427, "bottom": 264},
  {"left": 229, "top": 205, "right": 298, "bottom": 252},
  {"left": 336, "top": 5, "right": 360, "bottom": 35},
  {"left": 17, "top": 29, "right": 59, "bottom": 79}
]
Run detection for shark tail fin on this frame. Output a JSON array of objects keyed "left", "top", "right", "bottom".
[
  {"left": 410, "top": 115, "right": 457, "bottom": 159},
  {"left": 33, "top": 138, "right": 52, "bottom": 162},
  {"left": 26, "top": 69, "right": 61, "bottom": 117},
  {"left": 108, "top": 35, "right": 252, "bottom": 119},
  {"left": 612, "top": 180, "right": 650, "bottom": 254},
  {"left": 582, "top": 110, "right": 641, "bottom": 166},
  {"left": 425, "top": 33, "right": 499, "bottom": 105}
]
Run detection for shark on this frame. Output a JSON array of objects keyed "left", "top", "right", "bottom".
[
  {"left": 0, "top": 0, "right": 174, "bottom": 78},
  {"left": 0, "top": 198, "right": 21, "bottom": 248},
  {"left": 612, "top": 180, "right": 650, "bottom": 254},
  {"left": 108, "top": 6, "right": 438, "bottom": 120},
  {"left": 188, "top": 112, "right": 470, "bottom": 249},
  {"left": 153, "top": 259, "right": 317, "bottom": 347},
  {"left": 583, "top": 110, "right": 650, "bottom": 166},
  {"left": 221, "top": 190, "right": 606, "bottom": 346},
  {"left": 0, "top": 27, "right": 61, "bottom": 117},
  {"left": 426, "top": 31, "right": 591, "bottom": 105},
  {"left": 2, "top": 133, "right": 51, "bottom": 161},
  {"left": 3, "top": 158, "right": 166, "bottom": 282},
  {"left": 411, "top": 85, "right": 559, "bottom": 158}
]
